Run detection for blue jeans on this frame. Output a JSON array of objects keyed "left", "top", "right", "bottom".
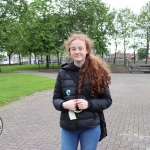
[{"left": 61, "top": 125, "right": 101, "bottom": 150}]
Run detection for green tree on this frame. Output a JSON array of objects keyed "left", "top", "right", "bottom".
[
  {"left": 0, "top": 0, "right": 117, "bottom": 66},
  {"left": 55, "top": 0, "right": 114, "bottom": 57},
  {"left": 29, "top": 0, "right": 56, "bottom": 68},
  {"left": 87, "top": 0, "right": 114, "bottom": 57},
  {"left": 137, "top": 48, "right": 147, "bottom": 60},
  {"left": 129, "top": 23, "right": 139, "bottom": 64},
  {"left": 117, "top": 8, "right": 136, "bottom": 64},
  {"left": 111, "top": 9, "right": 121, "bottom": 64},
  {"left": 0, "top": 0, "right": 30, "bottom": 65},
  {"left": 138, "top": 2, "right": 150, "bottom": 64}
]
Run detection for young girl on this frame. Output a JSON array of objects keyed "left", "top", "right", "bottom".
[{"left": 53, "top": 33, "right": 112, "bottom": 150}]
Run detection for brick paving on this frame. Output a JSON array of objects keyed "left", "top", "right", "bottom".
[{"left": 0, "top": 71, "right": 150, "bottom": 150}]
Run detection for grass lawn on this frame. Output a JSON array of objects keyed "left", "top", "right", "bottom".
[
  {"left": 0, "top": 74, "right": 56, "bottom": 105},
  {"left": 0, "top": 64, "right": 60, "bottom": 73}
]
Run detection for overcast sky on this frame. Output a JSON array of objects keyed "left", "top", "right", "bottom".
[{"left": 103, "top": 0, "right": 149, "bottom": 14}]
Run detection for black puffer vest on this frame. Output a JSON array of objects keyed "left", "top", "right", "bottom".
[{"left": 53, "top": 62, "right": 112, "bottom": 131}]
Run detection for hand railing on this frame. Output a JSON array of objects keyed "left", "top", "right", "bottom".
[{"left": 125, "top": 59, "right": 133, "bottom": 72}]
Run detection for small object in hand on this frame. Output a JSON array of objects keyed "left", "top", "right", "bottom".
[
  {"left": 73, "top": 110, "right": 82, "bottom": 113},
  {"left": 74, "top": 105, "right": 82, "bottom": 113}
]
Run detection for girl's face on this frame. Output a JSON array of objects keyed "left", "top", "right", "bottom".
[{"left": 69, "top": 39, "right": 88, "bottom": 65}]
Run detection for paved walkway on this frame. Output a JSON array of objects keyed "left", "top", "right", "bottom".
[{"left": 0, "top": 71, "right": 150, "bottom": 150}]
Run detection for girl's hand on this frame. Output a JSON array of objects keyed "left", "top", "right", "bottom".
[
  {"left": 62, "top": 99, "right": 77, "bottom": 111},
  {"left": 76, "top": 99, "right": 88, "bottom": 110}
]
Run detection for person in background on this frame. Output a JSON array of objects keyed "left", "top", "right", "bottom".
[{"left": 53, "top": 33, "right": 112, "bottom": 150}]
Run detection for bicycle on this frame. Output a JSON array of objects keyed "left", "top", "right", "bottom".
[{"left": 0, "top": 117, "right": 3, "bottom": 135}]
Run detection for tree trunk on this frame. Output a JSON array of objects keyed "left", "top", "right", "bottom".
[
  {"left": 124, "top": 50, "right": 126, "bottom": 64},
  {"left": 134, "top": 50, "right": 136, "bottom": 64},
  {"left": 145, "top": 31, "right": 149, "bottom": 64},
  {"left": 34, "top": 54, "right": 37, "bottom": 64},
  {"left": 41, "top": 55, "right": 43, "bottom": 64},
  {"left": 57, "top": 52, "right": 60, "bottom": 65},
  {"left": 46, "top": 55, "right": 49, "bottom": 68},
  {"left": 19, "top": 54, "right": 21, "bottom": 65},
  {"left": 123, "top": 38, "right": 126, "bottom": 65},
  {"left": 114, "top": 43, "right": 117, "bottom": 64},
  {"left": 28, "top": 52, "right": 32, "bottom": 65},
  {"left": 8, "top": 54, "right": 11, "bottom": 65}
]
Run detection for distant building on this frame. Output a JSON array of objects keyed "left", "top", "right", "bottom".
[{"left": 108, "top": 53, "right": 134, "bottom": 61}]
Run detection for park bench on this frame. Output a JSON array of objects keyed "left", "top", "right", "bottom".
[{"left": 138, "top": 66, "right": 150, "bottom": 73}]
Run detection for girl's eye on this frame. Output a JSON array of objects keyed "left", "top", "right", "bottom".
[
  {"left": 70, "top": 48, "right": 76, "bottom": 51},
  {"left": 78, "top": 47, "right": 83, "bottom": 50}
]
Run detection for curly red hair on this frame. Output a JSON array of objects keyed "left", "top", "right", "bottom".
[{"left": 64, "top": 33, "right": 111, "bottom": 95}]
